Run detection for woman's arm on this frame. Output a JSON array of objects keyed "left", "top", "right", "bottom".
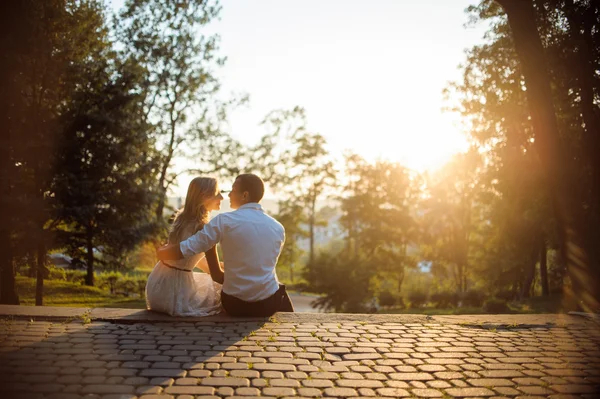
[{"left": 205, "top": 245, "right": 224, "bottom": 284}]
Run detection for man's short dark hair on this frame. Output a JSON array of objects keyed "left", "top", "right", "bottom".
[{"left": 236, "top": 173, "right": 265, "bottom": 203}]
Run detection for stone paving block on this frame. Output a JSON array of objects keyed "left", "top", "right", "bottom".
[
  {"left": 81, "top": 384, "right": 136, "bottom": 394},
  {"left": 140, "top": 369, "right": 187, "bottom": 378},
  {"left": 411, "top": 388, "right": 444, "bottom": 397},
  {"left": 270, "top": 378, "right": 301, "bottom": 387},
  {"left": 357, "top": 387, "right": 377, "bottom": 396},
  {"left": 468, "top": 378, "right": 515, "bottom": 386},
  {"left": 302, "top": 379, "right": 335, "bottom": 388},
  {"left": 163, "top": 385, "right": 216, "bottom": 395},
  {"left": 493, "top": 386, "right": 522, "bottom": 396},
  {"left": 236, "top": 387, "right": 261, "bottom": 396},
  {"left": 324, "top": 387, "right": 358, "bottom": 397},
  {"left": 445, "top": 387, "right": 496, "bottom": 397},
  {"left": 389, "top": 372, "right": 435, "bottom": 381},
  {"left": 201, "top": 377, "right": 250, "bottom": 387},
  {"left": 376, "top": 387, "right": 411, "bottom": 396},
  {"left": 336, "top": 379, "right": 384, "bottom": 388},
  {"left": 516, "top": 385, "right": 557, "bottom": 395},
  {"left": 296, "top": 387, "right": 323, "bottom": 397},
  {"left": 263, "top": 387, "right": 297, "bottom": 396}
]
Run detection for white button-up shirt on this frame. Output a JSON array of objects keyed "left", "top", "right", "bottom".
[{"left": 179, "top": 203, "right": 285, "bottom": 302}]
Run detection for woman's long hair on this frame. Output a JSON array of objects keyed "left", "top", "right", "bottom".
[{"left": 168, "top": 177, "right": 218, "bottom": 244}]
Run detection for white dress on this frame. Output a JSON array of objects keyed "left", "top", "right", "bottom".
[{"left": 145, "top": 252, "right": 223, "bottom": 316}]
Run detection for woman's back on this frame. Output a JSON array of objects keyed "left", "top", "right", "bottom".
[{"left": 145, "top": 222, "right": 222, "bottom": 316}]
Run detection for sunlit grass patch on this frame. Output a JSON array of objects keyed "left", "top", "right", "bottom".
[{"left": 16, "top": 276, "right": 146, "bottom": 309}]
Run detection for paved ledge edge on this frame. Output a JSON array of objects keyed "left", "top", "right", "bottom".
[{"left": 0, "top": 304, "right": 597, "bottom": 327}]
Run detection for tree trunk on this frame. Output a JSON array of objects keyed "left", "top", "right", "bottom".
[
  {"left": 308, "top": 194, "right": 316, "bottom": 263},
  {"left": 397, "top": 268, "right": 404, "bottom": 294},
  {"left": 521, "top": 250, "right": 538, "bottom": 300},
  {"left": 564, "top": 0, "right": 600, "bottom": 297},
  {"left": 496, "top": 0, "right": 600, "bottom": 312},
  {"left": 85, "top": 226, "right": 94, "bottom": 286},
  {"left": 28, "top": 250, "right": 37, "bottom": 278},
  {"left": 289, "top": 238, "right": 295, "bottom": 284},
  {"left": 540, "top": 236, "right": 549, "bottom": 296},
  {"left": 35, "top": 242, "right": 44, "bottom": 306},
  {"left": 0, "top": 234, "right": 19, "bottom": 305}
]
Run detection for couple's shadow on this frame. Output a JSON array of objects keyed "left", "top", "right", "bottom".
[{"left": 0, "top": 310, "right": 281, "bottom": 398}]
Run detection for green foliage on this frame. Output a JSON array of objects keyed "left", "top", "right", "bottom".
[
  {"left": 483, "top": 298, "right": 510, "bottom": 314},
  {"left": 97, "top": 271, "right": 121, "bottom": 295},
  {"left": 430, "top": 291, "right": 459, "bottom": 308},
  {"left": 408, "top": 291, "right": 428, "bottom": 308},
  {"left": 275, "top": 199, "right": 308, "bottom": 284},
  {"left": 65, "top": 270, "right": 86, "bottom": 285},
  {"left": 261, "top": 107, "right": 337, "bottom": 263},
  {"left": 461, "top": 289, "right": 486, "bottom": 307},
  {"left": 117, "top": 277, "right": 137, "bottom": 297},
  {"left": 46, "top": 266, "right": 67, "bottom": 282},
  {"left": 115, "top": 0, "right": 243, "bottom": 226},
  {"left": 377, "top": 290, "right": 399, "bottom": 307},
  {"left": 303, "top": 251, "right": 377, "bottom": 313}
]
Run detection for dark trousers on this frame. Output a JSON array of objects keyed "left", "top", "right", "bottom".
[{"left": 221, "top": 284, "right": 294, "bottom": 317}]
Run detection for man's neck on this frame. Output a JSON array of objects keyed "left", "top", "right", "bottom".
[{"left": 238, "top": 202, "right": 261, "bottom": 210}]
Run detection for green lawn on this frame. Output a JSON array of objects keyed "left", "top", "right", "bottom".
[
  {"left": 14, "top": 275, "right": 573, "bottom": 314},
  {"left": 15, "top": 276, "right": 146, "bottom": 309},
  {"left": 378, "top": 295, "right": 572, "bottom": 315}
]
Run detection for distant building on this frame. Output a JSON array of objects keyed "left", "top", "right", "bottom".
[{"left": 417, "top": 260, "right": 432, "bottom": 273}]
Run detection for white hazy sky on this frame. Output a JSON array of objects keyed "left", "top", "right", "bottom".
[{"left": 110, "top": 0, "right": 488, "bottom": 197}]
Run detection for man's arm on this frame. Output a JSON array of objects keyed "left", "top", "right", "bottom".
[
  {"left": 157, "top": 215, "right": 224, "bottom": 261},
  {"left": 205, "top": 245, "right": 224, "bottom": 284}
]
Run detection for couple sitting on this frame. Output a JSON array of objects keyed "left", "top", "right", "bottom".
[{"left": 146, "top": 173, "right": 294, "bottom": 317}]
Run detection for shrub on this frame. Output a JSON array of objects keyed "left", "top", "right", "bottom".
[
  {"left": 462, "top": 289, "right": 485, "bottom": 307},
  {"left": 483, "top": 298, "right": 510, "bottom": 314},
  {"left": 495, "top": 290, "right": 516, "bottom": 301},
  {"left": 65, "top": 270, "right": 86, "bottom": 285},
  {"left": 378, "top": 290, "right": 397, "bottom": 307},
  {"left": 46, "top": 266, "right": 67, "bottom": 281},
  {"left": 118, "top": 277, "right": 137, "bottom": 297},
  {"left": 408, "top": 291, "right": 428, "bottom": 308},
  {"left": 430, "top": 291, "right": 459, "bottom": 308},
  {"left": 98, "top": 271, "right": 122, "bottom": 294},
  {"left": 135, "top": 276, "right": 147, "bottom": 298}
]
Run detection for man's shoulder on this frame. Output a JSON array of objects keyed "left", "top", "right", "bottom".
[
  {"left": 262, "top": 211, "right": 285, "bottom": 231},
  {"left": 208, "top": 211, "right": 235, "bottom": 224}
]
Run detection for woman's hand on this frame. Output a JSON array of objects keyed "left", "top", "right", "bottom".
[{"left": 205, "top": 246, "right": 224, "bottom": 284}]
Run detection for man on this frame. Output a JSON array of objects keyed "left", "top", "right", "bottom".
[{"left": 157, "top": 173, "right": 294, "bottom": 316}]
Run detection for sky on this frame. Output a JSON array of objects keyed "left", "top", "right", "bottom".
[{"left": 110, "top": 0, "right": 488, "bottom": 198}]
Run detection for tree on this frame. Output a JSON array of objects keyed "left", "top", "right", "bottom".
[
  {"left": 0, "top": 0, "right": 119, "bottom": 304},
  {"left": 54, "top": 58, "right": 158, "bottom": 286},
  {"left": 445, "top": 0, "right": 600, "bottom": 306},
  {"left": 304, "top": 251, "right": 378, "bottom": 313},
  {"left": 338, "top": 154, "right": 419, "bottom": 297},
  {"left": 258, "top": 107, "right": 337, "bottom": 263},
  {"left": 275, "top": 199, "right": 307, "bottom": 284},
  {"left": 421, "top": 150, "right": 483, "bottom": 294},
  {"left": 116, "top": 0, "right": 227, "bottom": 224}
]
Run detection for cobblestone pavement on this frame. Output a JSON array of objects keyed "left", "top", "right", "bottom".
[{"left": 0, "top": 307, "right": 599, "bottom": 399}]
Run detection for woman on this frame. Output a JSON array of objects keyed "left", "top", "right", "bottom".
[{"left": 146, "top": 177, "right": 224, "bottom": 316}]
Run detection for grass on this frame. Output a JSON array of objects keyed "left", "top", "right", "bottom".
[
  {"left": 378, "top": 295, "right": 572, "bottom": 315},
  {"left": 15, "top": 276, "right": 146, "bottom": 309},
  {"left": 15, "top": 273, "right": 573, "bottom": 315},
  {"left": 380, "top": 306, "right": 488, "bottom": 315}
]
